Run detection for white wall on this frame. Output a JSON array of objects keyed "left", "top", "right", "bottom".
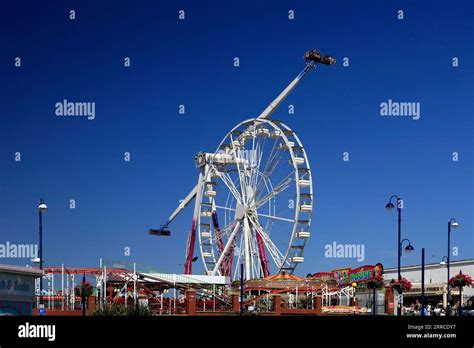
[{"left": 384, "top": 260, "right": 474, "bottom": 297}]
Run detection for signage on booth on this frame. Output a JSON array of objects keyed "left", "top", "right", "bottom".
[
  {"left": 0, "top": 273, "right": 35, "bottom": 296},
  {"left": 332, "top": 268, "right": 351, "bottom": 284},
  {"left": 312, "top": 263, "right": 383, "bottom": 286}
]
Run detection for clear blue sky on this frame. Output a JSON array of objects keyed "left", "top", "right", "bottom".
[{"left": 1, "top": 0, "right": 472, "bottom": 276}]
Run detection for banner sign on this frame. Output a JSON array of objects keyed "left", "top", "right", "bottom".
[
  {"left": 311, "top": 263, "right": 384, "bottom": 286},
  {"left": 0, "top": 272, "right": 35, "bottom": 296},
  {"left": 321, "top": 306, "right": 369, "bottom": 314},
  {"left": 311, "top": 272, "right": 335, "bottom": 282}
]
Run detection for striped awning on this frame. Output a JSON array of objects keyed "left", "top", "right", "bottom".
[{"left": 264, "top": 273, "right": 303, "bottom": 281}]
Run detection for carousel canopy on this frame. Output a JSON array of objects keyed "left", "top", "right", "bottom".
[{"left": 264, "top": 273, "right": 303, "bottom": 281}]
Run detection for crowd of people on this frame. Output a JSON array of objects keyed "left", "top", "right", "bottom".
[{"left": 404, "top": 299, "right": 460, "bottom": 316}]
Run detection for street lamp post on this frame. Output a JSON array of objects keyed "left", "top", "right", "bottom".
[
  {"left": 240, "top": 263, "right": 244, "bottom": 316},
  {"left": 398, "top": 238, "right": 415, "bottom": 315},
  {"left": 386, "top": 195, "right": 414, "bottom": 316},
  {"left": 439, "top": 256, "right": 448, "bottom": 313},
  {"left": 385, "top": 196, "right": 403, "bottom": 281},
  {"left": 351, "top": 282, "right": 357, "bottom": 315},
  {"left": 38, "top": 198, "right": 48, "bottom": 305},
  {"left": 386, "top": 195, "right": 402, "bottom": 315},
  {"left": 421, "top": 248, "right": 425, "bottom": 316},
  {"left": 457, "top": 270, "right": 463, "bottom": 316},
  {"left": 447, "top": 218, "right": 459, "bottom": 316}
]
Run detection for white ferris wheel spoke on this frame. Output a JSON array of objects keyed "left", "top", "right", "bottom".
[
  {"left": 218, "top": 169, "right": 244, "bottom": 206},
  {"left": 257, "top": 135, "right": 280, "bottom": 182},
  {"left": 255, "top": 172, "right": 294, "bottom": 209},
  {"left": 233, "top": 233, "right": 244, "bottom": 276},
  {"left": 209, "top": 219, "right": 239, "bottom": 247},
  {"left": 230, "top": 132, "right": 252, "bottom": 205},
  {"left": 253, "top": 144, "right": 286, "bottom": 203},
  {"left": 257, "top": 212, "right": 295, "bottom": 223},
  {"left": 234, "top": 147, "right": 250, "bottom": 206},
  {"left": 249, "top": 229, "right": 261, "bottom": 278},
  {"left": 249, "top": 136, "right": 265, "bottom": 190},
  {"left": 262, "top": 135, "right": 286, "bottom": 178},
  {"left": 248, "top": 216, "right": 286, "bottom": 269},
  {"left": 214, "top": 205, "right": 236, "bottom": 212},
  {"left": 211, "top": 220, "right": 241, "bottom": 276}
]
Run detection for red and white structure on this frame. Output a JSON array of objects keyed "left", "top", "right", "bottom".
[{"left": 156, "top": 50, "right": 335, "bottom": 281}]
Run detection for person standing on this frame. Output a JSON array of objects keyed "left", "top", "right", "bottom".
[{"left": 414, "top": 299, "right": 421, "bottom": 315}]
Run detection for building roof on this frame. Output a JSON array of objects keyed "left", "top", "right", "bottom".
[
  {"left": 0, "top": 263, "right": 44, "bottom": 277},
  {"left": 384, "top": 258, "right": 474, "bottom": 273}
]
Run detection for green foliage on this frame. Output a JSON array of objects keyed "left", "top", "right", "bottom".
[{"left": 91, "top": 304, "right": 152, "bottom": 316}]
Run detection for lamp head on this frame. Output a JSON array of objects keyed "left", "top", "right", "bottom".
[
  {"left": 404, "top": 244, "right": 415, "bottom": 254},
  {"left": 38, "top": 199, "right": 48, "bottom": 212},
  {"left": 385, "top": 202, "right": 395, "bottom": 210},
  {"left": 451, "top": 221, "right": 459, "bottom": 228}
]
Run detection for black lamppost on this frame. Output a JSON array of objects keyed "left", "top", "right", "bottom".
[
  {"left": 447, "top": 218, "right": 459, "bottom": 316},
  {"left": 398, "top": 239, "right": 415, "bottom": 315},
  {"left": 457, "top": 270, "right": 463, "bottom": 316},
  {"left": 439, "top": 256, "right": 448, "bottom": 314},
  {"left": 400, "top": 239, "right": 415, "bottom": 255},
  {"left": 421, "top": 248, "right": 425, "bottom": 316},
  {"left": 239, "top": 263, "right": 244, "bottom": 316},
  {"left": 38, "top": 198, "right": 48, "bottom": 305},
  {"left": 386, "top": 195, "right": 407, "bottom": 316}
]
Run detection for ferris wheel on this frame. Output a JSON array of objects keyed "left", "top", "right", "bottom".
[
  {"left": 151, "top": 50, "right": 335, "bottom": 281},
  {"left": 194, "top": 118, "right": 313, "bottom": 280}
]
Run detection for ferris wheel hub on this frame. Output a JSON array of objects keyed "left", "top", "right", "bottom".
[{"left": 235, "top": 203, "right": 245, "bottom": 220}]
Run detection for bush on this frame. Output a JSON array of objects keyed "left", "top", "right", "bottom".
[{"left": 75, "top": 282, "right": 94, "bottom": 297}]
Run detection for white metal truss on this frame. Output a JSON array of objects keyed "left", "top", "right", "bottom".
[{"left": 322, "top": 285, "right": 355, "bottom": 307}]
